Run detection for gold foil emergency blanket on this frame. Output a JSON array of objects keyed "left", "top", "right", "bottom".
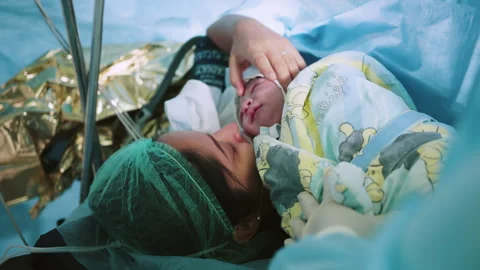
[{"left": 0, "top": 42, "right": 193, "bottom": 218}]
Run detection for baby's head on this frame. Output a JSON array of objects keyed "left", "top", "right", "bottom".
[{"left": 236, "top": 66, "right": 285, "bottom": 137}]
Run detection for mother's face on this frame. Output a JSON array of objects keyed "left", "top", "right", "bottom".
[{"left": 158, "top": 123, "right": 260, "bottom": 196}]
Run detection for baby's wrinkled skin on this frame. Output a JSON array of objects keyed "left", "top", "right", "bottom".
[{"left": 239, "top": 77, "right": 284, "bottom": 136}]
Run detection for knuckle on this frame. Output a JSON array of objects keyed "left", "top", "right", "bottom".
[
  {"left": 278, "top": 73, "right": 291, "bottom": 83},
  {"left": 289, "top": 63, "right": 299, "bottom": 73},
  {"left": 254, "top": 54, "right": 266, "bottom": 66},
  {"left": 245, "top": 41, "right": 257, "bottom": 52}
]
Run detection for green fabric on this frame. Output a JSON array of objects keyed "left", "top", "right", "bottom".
[
  {"left": 55, "top": 138, "right": 285, "bottom": 268},
  {"left": 88, "top": 138, "right": 234, "bottom": 257}
]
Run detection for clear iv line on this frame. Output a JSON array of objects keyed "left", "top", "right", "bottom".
[
  {"left": 0, "top": 192, "right": 123, "bottom": 266},
  {"left": 0, "top": 193, "right": 28, "bottom": 246},
  {"left": 0, "top": 242, "right": 122, "bottom": 266}
]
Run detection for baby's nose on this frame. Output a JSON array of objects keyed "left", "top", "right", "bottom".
[{"left": 242, "top": 99, "right": 252, "bottom": 113}]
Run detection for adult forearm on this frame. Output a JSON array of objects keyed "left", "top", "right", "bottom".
[{"left": 206, "top": 15, "right": 257, "bottom": 53}]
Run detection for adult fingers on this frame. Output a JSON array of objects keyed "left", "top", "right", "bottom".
[
  {"left": 282, "top": 52, "right": 300, "bottom": 82},
  {"left": 270, "top": 54, "right": 292, "bottom": 89},
  {"left": 284, "top": 238, "right": 295, "bottom": 246},
  {"left": 290, "top": 217, "right": 306, "bottom": 240},
  {"left": 322, "top": 168, "right": 335, "bottom": 203},
  {"left": 297, "top": 191, "right": 320, "bottom": 220},
  {"left": 229, "top": 55, "right": 245, "bottom": 96},
  {"left": 251, "top": 52, "right": 276, "bottom": 81},
  {"left": 290, "top": 48, "right": 307, "bottom": 70}
]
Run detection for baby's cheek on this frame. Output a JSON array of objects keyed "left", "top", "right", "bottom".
[{"left": 238, "top": 96, "right": 245, "bottom": 105}]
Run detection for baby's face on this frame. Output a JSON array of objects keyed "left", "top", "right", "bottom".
[{"left": 239, "top": 77, "right": 284, "bottom": 137}]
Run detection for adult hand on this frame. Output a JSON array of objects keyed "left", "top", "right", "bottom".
[
  {"left": 288, "top": 170, "right": 386, "bottom": 243},
  {"left": 229, "top": 18, "right": 306, "bottom": 95}
]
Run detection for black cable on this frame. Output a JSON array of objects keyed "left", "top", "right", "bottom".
[{"left": 135, "top": 36, "right": 204, "bottom": 127}]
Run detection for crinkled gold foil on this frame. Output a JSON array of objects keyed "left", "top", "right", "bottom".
[{"left": 0, "top": 42, "right": 193, "bottom": 218}]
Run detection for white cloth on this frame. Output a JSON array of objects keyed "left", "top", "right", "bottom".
[
  {"left": 165, "top": 66, "right": 272, "bottom": 134},
  {"left": 164, "top": 79, "right": 237, "bottom": 133}
]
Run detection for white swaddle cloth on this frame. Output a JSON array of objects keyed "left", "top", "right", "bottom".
[{"left": 164, "top": 77, "right": 237, "bottom": 134}]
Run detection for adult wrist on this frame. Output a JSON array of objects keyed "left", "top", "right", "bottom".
[{"left": 233, "top": 16, "right": 260, "bottom": 36}]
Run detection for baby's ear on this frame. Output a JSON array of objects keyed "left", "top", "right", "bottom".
[{"left": 232, "top": 214, "right": 260, "bottom": 244}]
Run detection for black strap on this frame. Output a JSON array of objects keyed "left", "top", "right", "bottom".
[{"left": 135, "top": 36, "right": 205, "bottom": 127}]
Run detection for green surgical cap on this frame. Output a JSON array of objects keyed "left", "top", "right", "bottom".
[{"left": 88, "top": 138, "right": 235, "bottom": 258}]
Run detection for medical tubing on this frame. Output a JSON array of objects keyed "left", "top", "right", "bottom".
[
  {"left": 0, "top": 242, "right": 122, "bottom": 266},
  {"left": 0, "top": 193, "right": 29, "bottom": 247},
  {"left": 33, "top": 0, "right": 71, "bottom": 53},
  {"left": 80, "top": 0, "right": 105, "bottom": 203},
  {"left": 60, "top": 0, "right": 88, "bottom": 115},
  {"left": 136, "top": 36, "right": 204, "bottom": 127},
  {"left": 101, "top": 88, "right": 143, "bottom": 140},
  {"left": 60, "top": 0, "right": 103, "bottom": 181},
  {"left": 188, "top": 242, "right": 229, "bottom": 258},
  {"left": 0, "top": 241, "right": 226, "bottom": 266},
  {"left": 107, "top": 82, "right": 143, "bottom": 139}
]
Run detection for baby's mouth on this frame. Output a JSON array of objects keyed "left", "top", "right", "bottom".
[{"left": 249, "top": 105, "right": 262, "bottom": 123}]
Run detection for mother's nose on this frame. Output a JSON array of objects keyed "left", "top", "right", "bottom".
[{"left": 213, "top": 123, "right": 244, "bottom": 143}]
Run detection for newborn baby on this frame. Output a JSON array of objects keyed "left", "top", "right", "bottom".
[
  {"left": 236, "top": 66, "right": 285, "bottom": 137},
  {"left": 247, "top": 51, "right": 455, "bottom": 237}
]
